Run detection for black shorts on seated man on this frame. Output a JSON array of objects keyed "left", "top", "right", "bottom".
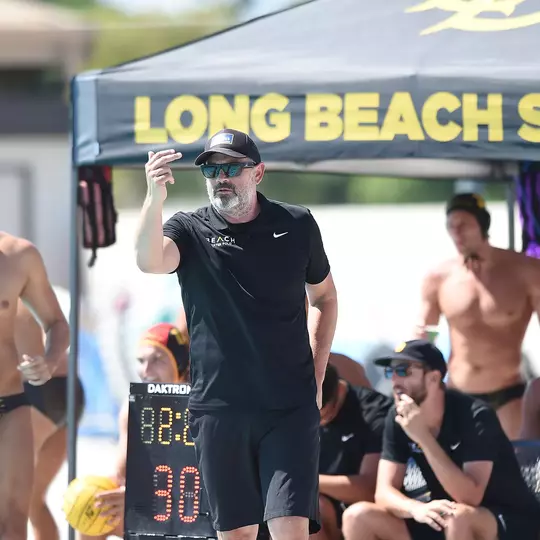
[
  {"left": 136, "top": 129, "right": 338, "bottom": 540},
  {"left": 318, "top": 364, "right": 391, "bottom": 540},
  {"left": 340, "top": 340, "right": 540, "bottom": 540}
]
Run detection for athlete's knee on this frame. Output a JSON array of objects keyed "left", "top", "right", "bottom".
[
  {"left": 342, "top": 501, "right": 378, "bottom": 530},
  {"left": 444, "top": 504, "right": 476, "bottom": 534},
  {"left": 217, "top": 524, "right": 259, "bottom": 540},
  {"left": 2, "top": 509, "right": 30, "bottom": 540},
  {"left": 267, "top": 516, "right": 308, "bottom": 540}
]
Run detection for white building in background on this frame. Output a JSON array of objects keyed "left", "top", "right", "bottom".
[{"left": 0, "top": 0, "right": 94, "bottom": 290}]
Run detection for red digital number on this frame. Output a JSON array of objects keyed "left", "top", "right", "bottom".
[
  {"left": 178, "top": 466, "right": 201, "bottom": 523},
  {"left": 153, "top": 464, "right": 173, "bottom": 522}
]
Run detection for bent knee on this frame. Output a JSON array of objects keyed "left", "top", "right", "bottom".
[
  {"left": 342, "top": 502, "right": 379, "bottom": 528},
  {"left": 446, "top": 504, "right": 476, "bottom": 528}
]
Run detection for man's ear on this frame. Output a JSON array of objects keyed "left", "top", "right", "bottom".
[{"left": 254, "top": 163, "right": 265, "bottom": 185}]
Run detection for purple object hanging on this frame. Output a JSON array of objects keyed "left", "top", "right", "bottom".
[{"left": 516, "top": 162, "right": 540, "bottom": 259}]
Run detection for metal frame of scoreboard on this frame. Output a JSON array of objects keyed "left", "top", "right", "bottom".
[{"left": 124, "top": 383, "right": 217, "bottom": 539}]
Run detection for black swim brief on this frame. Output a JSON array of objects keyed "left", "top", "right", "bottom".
[
  {"left": 24, "top": 376, "right": 85, "bottom": 427},
  {"left": 0, "top": 392, "right": 29, "bottom": 418},
  {"left": 467, "top": 383, "right": 526, "bottom": 411}
]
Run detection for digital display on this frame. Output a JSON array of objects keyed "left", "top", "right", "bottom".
[{"left": 124, "top": 383, "right": 216, "bottom": 538}]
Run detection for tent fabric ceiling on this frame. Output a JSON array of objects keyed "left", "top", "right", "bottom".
[{"left": 72, "top": 0, "right": 540, "bottom": 174}]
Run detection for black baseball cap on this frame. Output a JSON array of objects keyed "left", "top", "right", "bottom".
[
  {"left": 374, "top": 340, "right": 447, "bottom": 378},
  {"left": 194, "top": 129, "right": 261, "bottom": 166}
]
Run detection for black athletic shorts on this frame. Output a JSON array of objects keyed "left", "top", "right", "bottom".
[
  {"left": 188, "top": 403, "right": 321, "bottom": 534},
  {"left": 405, "top": 510, "right": 540, "bottom": 540}
]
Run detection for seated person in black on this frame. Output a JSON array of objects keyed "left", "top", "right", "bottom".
[
  {"left": 341, "top": 340, "right": 540, "bottom": 540},
  {"left": 317, "top": 364, "right": 392, "bottom": 540}
]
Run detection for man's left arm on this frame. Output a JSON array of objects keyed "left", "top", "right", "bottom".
[
  {"left": 319, "top": 453, "right": 380, "bottom": 504},
  {"left": 306, "top": 273, "right": 338, "bottom": 400},
  {"left": 304, "top": 211, "right": 337, "bottom": 406},
  {"left": 20, "top": 244, "right": 70, "bottom": 376},
  {"left": 418, "top": 408, "right": 496, "bottom": 506}
]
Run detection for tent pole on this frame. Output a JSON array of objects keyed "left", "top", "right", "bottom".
[
  {"left": 506, "top": 179, "right": 515, "bottom": 251},
  {"left": 68, "top": 74, "right": 80, "bottom": 540},
  {"left": 67, "top": 163, "right": 80, "bottom": 540}
]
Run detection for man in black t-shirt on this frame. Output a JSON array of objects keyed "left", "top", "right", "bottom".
[
  {"left": 341, "top": 340, "right": 540, "bottom": 540},
  {"left": 317, "top": 365, "right": 391, "bottom": 540},
  {"left": 135, "top": 129, "right": 338, "bottom": 540}
]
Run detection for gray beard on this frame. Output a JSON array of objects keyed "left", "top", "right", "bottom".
[{"left": 207, "top": 185, "right": 251, "bottom": 220}]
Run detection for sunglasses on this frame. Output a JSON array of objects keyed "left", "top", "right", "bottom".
[
  {"left": 200, "top": 162, "right": 256, "bottom": 179},
  {"left": 383, "top": 364, "right": 425, "bottom": 379}
]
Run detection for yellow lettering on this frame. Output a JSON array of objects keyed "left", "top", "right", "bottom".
[
  {"left": 305, "top": 94, "right": 343, "bottom": 141},
  {"left": 134, "top": 97, "right": 168, "bottom": 144},
  {"left": 164, "top": 96, "right": 207, "bottom": 144},
  {"left": 379, "top": 92, "right": 424, "bottom": 141},
  {"left": 518, "top": 94, "right": 540, "bottom": 143},
  {"left": 462, "top": 93, "right": 503, "bottom": 142},
  {"left": 208, "top": 95, "right": 250, "bottom": 137},
  {"left": 343, "top": 93, "right": 379, "bottom": 141},
  {"left": 250, "top": 93, "right": 290, "bottom": 142},
  {"left": 422, "top": 92, "right": 462, "bottom": 142}
]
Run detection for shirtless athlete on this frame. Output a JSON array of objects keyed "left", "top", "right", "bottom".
[
  {"left": 0, "top": 232, "right": 69, "bottom": 540},
  {"left": 15, "top": 300, "right": 85, "bottom": 540},
  {"left": 415, "top": 193, "right": 540, "bottom": 440},
  {"left": 79, "top": 322, "right": 190, "bottom": 540}
]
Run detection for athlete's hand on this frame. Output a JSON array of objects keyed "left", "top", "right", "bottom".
[
  {"left": 410, "top": 500, "right": 456, "bottom": 531},
  {"left": 145, "top": 149, "right": 182, "bottom": 202},
  {"left": 94, "top": 486, "right": 126, "bottom": 525},
  {"left": 395, "top": 394, "right": 431, "bottom": 445},
  {"left": 17, "top": 354, "right": 51, "bottom": 386}
]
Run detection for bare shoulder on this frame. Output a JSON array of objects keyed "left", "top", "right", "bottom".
[
  {"left": 0, "top": 234, "right": 44, "bottom": 270},
  {"left": 499, "top": 248, "right": 540, "bottom": 282},
  {"left": 0, "top": 232, "right": 35, "bottom": 257},
  {"left": 422, "top": 259, "right": 455, "bottom": 287}
]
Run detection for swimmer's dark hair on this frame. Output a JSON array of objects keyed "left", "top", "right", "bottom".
[
  {"left": 322, "top": 363, "right": 340, "bottom": 407},
  {"left": 446, "top": 193, "right": 491, "bottom": 239}
]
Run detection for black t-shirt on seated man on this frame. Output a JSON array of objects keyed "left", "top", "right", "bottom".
[
  {"left": 163, "top": 192, "right": 330, "bottom": 411},
  {"left": 382, "top": 389, "right": 540, "bottom": 517},
  {"left": 320, "top": 385, "right": 392, "bottom": 476}
]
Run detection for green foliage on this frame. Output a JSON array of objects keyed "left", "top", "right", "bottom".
[{"left": 41, "top": 0, "right": 97, "bottom": 9}]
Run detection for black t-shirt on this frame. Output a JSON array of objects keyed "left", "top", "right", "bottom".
[
  {"left": 382, "top": 389, "right": 540, "bottom": 516},
  {"left": 320, "top": 385, "right": 392, "bottom": 476},
  {"left": 162, "top": 192, "right": 330, "bottom": 411}
]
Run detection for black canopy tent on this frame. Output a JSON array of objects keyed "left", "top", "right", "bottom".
[{"left": 67, "top": 0, "right": 540, "bottom": 517}]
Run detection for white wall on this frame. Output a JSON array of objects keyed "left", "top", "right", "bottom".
[{"left": 0, "top": 135, "right": 72, "bottom": 289}]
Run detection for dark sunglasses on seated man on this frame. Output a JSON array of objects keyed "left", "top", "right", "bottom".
[
  {"left": 384, "top": 363, "right": 426, "bottom": 379},
  {"left": 200, "top": 162, "right": 257, "bottom": 179}
]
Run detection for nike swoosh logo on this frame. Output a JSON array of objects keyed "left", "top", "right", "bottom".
[
  {"left": 273, "top": 232, "right": 288, "bottom": 238},
  {"left": 341, "top": 433, "right": 354, "bottom": 442},
  {"left": 450, "top": 442, "right": 461, "bottom": 450}
]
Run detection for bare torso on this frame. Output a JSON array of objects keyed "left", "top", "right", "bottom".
[
  {"left": 437, "top": 248, "right": 532, "bottom": 393},
  {"left": 0, "top": 234, "right": 37, "bottom": 396}
]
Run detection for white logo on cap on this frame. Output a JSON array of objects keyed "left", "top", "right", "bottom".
[{"left": 210, "top": 133, "right": 234, "bottom": 147}]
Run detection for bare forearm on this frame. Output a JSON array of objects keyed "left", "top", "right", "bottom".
[
  {"left": 44, "top": 319, "right": 70, "bottom": 374},
  {"left": 308, "top": 298, "right": 338, "bottom": 385},
  {"left": 420, "top": 436, "right": 480, "bottom": 505},
  {"left": 376, "top": 487, "right": 424, "bottom": 519},
  {"left": 135, "top": 198, "right": 165, "bottom": 272},
  {"left": 319, "top": 474, "right": 376, "bottom": 504}
]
